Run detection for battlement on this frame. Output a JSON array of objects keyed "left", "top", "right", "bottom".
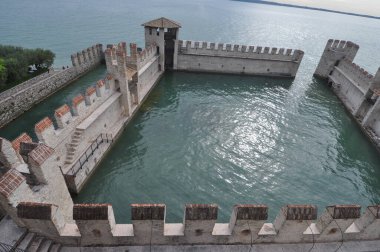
[
  {"left": 4, "top": 200, "right": 380, "bottom": 246},
  {"left": 339, "top": 59, "right": 374, "bottom": 82},
  {"left": 0, "top": 169, "right": 25, "bottom": 199},
  {"left": 11, "top": 133, "right": 32, "bottom": 152},
  {"left": 314, "top": 39, "right": 359, "bottom": 79},
  {"left": 178, "top": 40, "right": 304, "bottom": 62},
  {"left": 335, "top": 59, "right": 374, "bottom": 93},
  {"left": 71, "top": 44, "right": 103, "bottom": 68},
  {"left": 9, "top": 76, "right": 113, "bottom": 148},
  {"left": 324, "top": 39, "right": 359, "bottom": 53},
  {"left": 176, "top": 40, "right": 304, "bottom": 77},
  {"left": 136, "top": 43, "right": 158, "bottom": 70}
]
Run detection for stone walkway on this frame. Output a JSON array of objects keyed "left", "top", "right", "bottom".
[{"left": 60, "top": 241, "right": 380, "bottom": 252}]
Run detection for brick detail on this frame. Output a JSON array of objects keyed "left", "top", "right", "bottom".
[
  {"left": 234, "top": 204, "right": 268, "bottom": 220},
  {"left": 11, "top": 133, "right": 32, "bottom": 151},
  {"left": 55, "top": 104, "right": 71, "bottom": 118},
  {"left": 97, "top": 80, "right": 105, "bottom": 87},
  {"left": 35, "top": 117, "right": 53, "bottom": 133},
  {"left": 17, "top": 202, "right": 52, "bottom": 220},
  {"left": 185, "top": 204, "right": 218, "bottom": 220},
  {"left": 0, "top": 169, "right": 25, "bottom": 198},
  {"left": 86, "top": 86, "right": 96, "bottom": 96},
  {"left": 331, "top": 205, "right": 361, "bottom": 219},
  {"left": 286, "top": 205, "right": 317, "bottom": 220},
  {"left": 73, "top": 204, "right": 110, "bottom": 220},
  {"left": 131, "top": 204, "right": 165, "bottom": 220},
  {"left": 72, "top": 94, "right": 85, "bottom": 107},
  {"left": 28, "top": 144, "right": 54, "bottom": 166}
]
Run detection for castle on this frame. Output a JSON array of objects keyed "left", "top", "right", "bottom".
[{"left": 0, "top": 17, "right": 380, "bottom": 251}]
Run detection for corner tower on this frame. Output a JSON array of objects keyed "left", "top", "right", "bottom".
[{"left": 142, "top": 17, "right": 181, "bottom": 71}]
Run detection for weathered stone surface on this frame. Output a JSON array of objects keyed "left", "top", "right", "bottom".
[
  {"left": 17, "top": 202, "right": 52, "bottom": 220},
  {"left": 131, "top": 204, "right": 165, "bottom": 220},
  {"left": 73, "top": 204, "right": 110, "bottom": 220}
]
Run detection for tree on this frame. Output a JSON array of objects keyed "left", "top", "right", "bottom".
[
  {"left": 0, "top": 58, "right": 7, "bottom": 86},
  {"left": 0, "top": 45, "right": 55, "bottom": 88},
  {"left": 26, "top": 48, "right": 55, "bottom": 69}
]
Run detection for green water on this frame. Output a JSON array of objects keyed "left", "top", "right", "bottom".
[
  {"left": 0, "top": 65, "right": 106, "bottom": 141},
  {"left": 1, "top": 0, "right": 380, "bottom": 223},
  {"left": 76, "top": 72, "right": 380, "bottom": 222}
]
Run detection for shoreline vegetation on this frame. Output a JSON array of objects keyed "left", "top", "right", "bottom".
[
  {"left": 0, "top": 45, "right": 55, "bottom": 93},
  {"left": 233, "top": 0, "right": 380, "bottom": 20}
]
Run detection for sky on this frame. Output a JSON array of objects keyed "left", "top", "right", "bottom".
[{"left": 271, "top": 0, "right": 380, "bottom": 17}]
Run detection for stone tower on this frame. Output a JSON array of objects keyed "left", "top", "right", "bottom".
[
  {"left": 314, "top": 39, "right": 359, "bottom": 79},
  {"left": 142, "top": 17, "right": 181, "bottom": 71}
]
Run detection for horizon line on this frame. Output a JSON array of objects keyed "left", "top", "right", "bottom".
[{"left": 232, "top": 0, "right": 380, "bottom": 20}]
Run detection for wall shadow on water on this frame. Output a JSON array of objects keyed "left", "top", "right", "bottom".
[{"left": 305, "top": 77, "right": 380, "bottom": 206}]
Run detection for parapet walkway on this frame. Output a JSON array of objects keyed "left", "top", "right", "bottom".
[
  {"left": 0, "top": 70, "right": 60, "bottom": 102},
  {"left": 60, "top": 241, "right": 380, "bottom": 251}
]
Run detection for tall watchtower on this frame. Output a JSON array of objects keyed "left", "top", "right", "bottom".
[{"left": 142, "top": 17, "right": 181, "bottom": 71}]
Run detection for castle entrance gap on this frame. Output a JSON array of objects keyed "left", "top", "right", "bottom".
[{"left": 164, "top": 28, "right": 177, "bottom": 69}]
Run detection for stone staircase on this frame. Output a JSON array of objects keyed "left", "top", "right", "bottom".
[
  {"left": 64, "top": 128, "right": 84, "bottom": 165},
  {"left": 0, "top": 215, "right": 61, "bottom": 252}
]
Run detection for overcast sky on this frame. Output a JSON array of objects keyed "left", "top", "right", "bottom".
[{"left": 271, "top": 0, "right": 380, "bottom": 17}]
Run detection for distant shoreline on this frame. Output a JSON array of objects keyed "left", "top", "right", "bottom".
[{"left": 232, "top": 0, "right": 380, "bottom": 20}]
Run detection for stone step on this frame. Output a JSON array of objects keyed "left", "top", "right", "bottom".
[
  {"left": 16, "top": 232, "right": 36, "bottom": 250},
  {"left": 0, "top": 215, "right": 27, "bottom": 247},
  {"left": 39, "top": 239, "right": 53, "bottom": 252},
  {"left": 28, "top": 236, "right": 45, "bottom": 252},
  {"left": 49, "top": 243, "right": 61, "bottom": 252}
]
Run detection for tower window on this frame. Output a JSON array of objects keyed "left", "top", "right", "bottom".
[{"left": 149, "top": 28, "right": 152, "bottom": 35}]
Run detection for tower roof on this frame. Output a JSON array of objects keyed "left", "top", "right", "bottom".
[{"left": 142, "top": 17, "right": 181, "bottom": 29}]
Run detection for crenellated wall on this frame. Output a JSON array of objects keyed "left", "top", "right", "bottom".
[
  {"left": 0, "top": 142, "right": 74, "bottom": 229},
  {"left": 175, "top": 40, "right": 304, "bottom": 77},
  {"left": 136, "top": 44, "right": 158, "bottom": 71},
  {"left": 2, "top": 196, "right": 380, "bottom": 247},
  {"left": 26, "top": 77, "right": 120, "bottom": 193},
  {"left": 315, "top": 39, "right": 380, "bottom": 151},
  {"left": 3, "top": 20, "right": 380, "bottom": 249},
  {"left": 314, "top": 39, "right": 359, "bottom": 79},
  {"left": 0, "top": 44, "right": 104, "bottom": 128}
]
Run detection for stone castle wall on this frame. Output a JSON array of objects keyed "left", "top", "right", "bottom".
[
  {"left": 0, "top": 44, "right": 104, "bottom": 128},
  {"left": 175, "top": 40, "right": 304, "bottom": 77},
  {"left": 1, "top": 18, "right": 380, "bottom": 248},
  {"left": 314, "top": 39, "right": 380, "bottom": 151}
]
